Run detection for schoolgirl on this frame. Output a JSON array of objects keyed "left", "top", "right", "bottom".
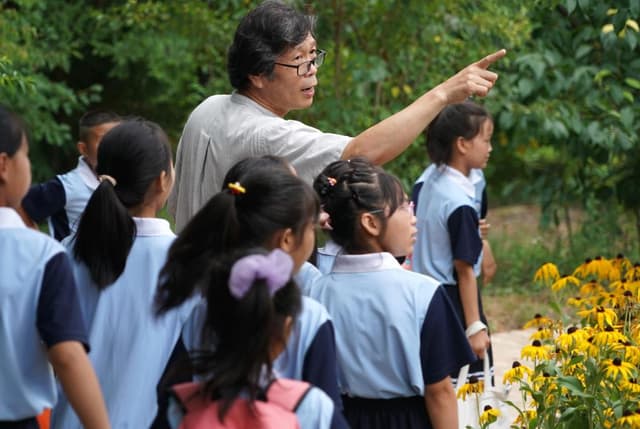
[
  {"left": 411, "top": 101, "right": 495, "bottom": 380},
  {"left": 155, "top": 159, "right": 345, "bottom": 421},
  {"left": 51, "top": 119, "right": 196, "bottom": 428},
  {"left": 0, "top": 106, "right": 109, "bottom": 429},
  {"left": 310, "top": 157, "right": 474, "bottom": 429}
]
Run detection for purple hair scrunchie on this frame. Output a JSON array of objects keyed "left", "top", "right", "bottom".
[{"left": 228, "top": 249, "right": 294, "bottom": 299}]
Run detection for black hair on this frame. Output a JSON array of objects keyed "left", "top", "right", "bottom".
[
  {"left": 0, "top": 105, "right": 28, "bottom": 156},
  {"left": 313, "top": 157, "right": 405, "bottom": 254},
  {"left": 78, "top": 110, "right": 121, "bottom": 143},
  {"left": 73, "top": 119, "right": 172, "bottom": 289},
  {"left": 191, "top": 246, "right": 302, "bottom": 421},
  {"left": 227, "top": 0, "right": 316, "bottom": 90},
  {"left": 425, "top": 101, "right": 492, "bottom": 165},
  {"left": 155, "top": 163, "right": 319, "bottom": 313}
]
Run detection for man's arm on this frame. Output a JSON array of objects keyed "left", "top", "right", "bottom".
[{"left": 342, "top": 49, "right": 506, "bottom": 165}]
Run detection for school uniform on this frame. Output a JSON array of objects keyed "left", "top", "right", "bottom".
[
  {"left": 21, "top": 157, "right": 99, "bottom": 241},
  {"left": 412, "top": 164, "right": 493, "bottom": 379},
  {"left": 51, "top": 217, "right": 197, "bottom": 429},
  {"left": 309, "top": 252, "right": 474, "bottom": 429},
  {"left": 0, "top": 208, "right": 88, "bottom": 427},
  {"left": 316, "top": 239, "right": 342, "bottom": 274}
]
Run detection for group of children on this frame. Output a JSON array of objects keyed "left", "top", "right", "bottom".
[{"left": 0, "top": 99, "right": 496, "bottom": 429}]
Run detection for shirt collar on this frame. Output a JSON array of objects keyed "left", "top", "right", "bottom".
[
  {"left": 77, "top": 157, "right": 100, "bottom": 190},
  {"left": 132, "top": 217, "right": 174, "bottom": 237},
  {"left": 442, "top": 165, "right": 477, "bottom": 199},
  {"left": 331, "top": 252, "right": 401, "bottom": 273},
  {"left": 231, "top": 91, "right": 280, "bottom": 118},
  {"left": 0, "top": 207, "right": 27, "bottom": 229}
]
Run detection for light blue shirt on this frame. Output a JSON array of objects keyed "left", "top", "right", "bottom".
[
  {"left": 0, "top": 208, "right": 69, "bottom": 419},
  {"left": 309, "top": 252, "right": 439, "bottom": 398},
  {"left": 55, "top": 156, "right": 99, "bottom": 235},
  {"left": 412, "top": 165, "right": 484, "bottom": 283},
  {"left": 52, "top": 217, "right": 197, "bottom": 429},
  {"left": 316, "top": 240, "right": 341, "bottom": 275}
]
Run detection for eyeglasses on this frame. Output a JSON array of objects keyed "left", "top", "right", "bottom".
[
  {"left": 368, "top": 201, "right": 415, "bottom": 217},
  {"left": 274, "top": 50, "right": 326, "bottom": 76}
]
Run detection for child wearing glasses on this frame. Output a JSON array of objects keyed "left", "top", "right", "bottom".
[
  {"left": 309, "top": 157, "right": 474, "bottom": 429},
  {"left": 411, "top": 101, "right": 495, "bottom": 383}
]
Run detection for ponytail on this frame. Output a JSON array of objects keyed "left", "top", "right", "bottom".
[{"left": 72, "top": 119, "right": 172, "bottom": 289}]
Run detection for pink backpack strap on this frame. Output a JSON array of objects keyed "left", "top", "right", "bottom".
[{"left": 265, "top": 379, "right": 312, "bottom": 412}]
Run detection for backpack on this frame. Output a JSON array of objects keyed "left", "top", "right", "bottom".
[{"left": 171, "top": 378, "right": 311, "bottom": 429}]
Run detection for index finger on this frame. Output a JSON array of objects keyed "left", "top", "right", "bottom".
[{"left": 475, "top": 49, "right": 507, "bottom": 70}]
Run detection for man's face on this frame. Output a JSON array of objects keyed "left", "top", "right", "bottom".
[
  {"left": 78, "top": 121, "right": 120, "bottom": 171},
  {"left": 255, "top": 34, "right": 320, "bottom": 117}
]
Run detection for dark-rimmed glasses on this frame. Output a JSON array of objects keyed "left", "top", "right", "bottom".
[{"left": 274, "top": 50, "right": 326, "bottom": 76}]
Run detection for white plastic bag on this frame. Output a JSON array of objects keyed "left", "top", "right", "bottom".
[{"left": 456, "top": 352, "right": 511, "bottom": 429}]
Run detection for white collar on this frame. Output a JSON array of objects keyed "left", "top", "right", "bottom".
[
  {"left": 442, "top": 165, "right": 478, "bottom": 199},
  {"left": 76, "top": 157, "right": 100, "bottom": 190},
  {"left": 133, "top": 217, "right": 174, "bottom": 237},
  {"left": 331, "top": 252, "right": 401, "bottom": 273},
  {"left": 0, "top": 207, "right": 27, "bottom": 229},
  {"left": 318, "top": 239, "right": 342, "bottom": 256},
  {"left": 231, "top": 91, "right": 280, "bottom": 118}
]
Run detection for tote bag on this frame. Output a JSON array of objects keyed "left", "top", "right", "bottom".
[{"left": 456, "top": 352, "right": 511, "bottom": 429}]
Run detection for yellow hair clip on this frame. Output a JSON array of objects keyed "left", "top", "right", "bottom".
[{"left": 228, "top": 182, "right": 246, "bottom": 195}]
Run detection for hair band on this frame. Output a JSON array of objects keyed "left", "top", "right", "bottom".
[
  {"left": 98, "top": 174, "right": 117, "bottom": 187},
  {"left": 228, "top": 249, "right": 293, "bottom": 299},
  {"left": 228, "top": 182, "right": 246, "bottom": 195},
  {"left": 327, "top": 176, "right": 337, "bottom": 187}
]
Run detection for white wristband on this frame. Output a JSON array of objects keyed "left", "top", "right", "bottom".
[{"left": 465, "top": 320, "right": 487, "bottom": 338}]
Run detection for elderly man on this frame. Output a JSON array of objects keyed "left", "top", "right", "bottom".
[{"left": 169, "top": 0, "right": 505, "bottom": 231}]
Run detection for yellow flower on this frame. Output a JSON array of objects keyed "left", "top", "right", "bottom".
[
  {"left": 577, "top": 306, "right": 618, "bottom": 329},
  {"left": 523, "top": 313, "right": 554, "bottom": 329},
  {"left": 567, "top": 295, "right": 588, "bottom": 308},
  {"left": 532, "top": 371, "right": 558, "bottom": 391},
  {"left": 612, "top": 253, "right": 632, "bottom": 272},
  {"left": 456, "top": 375, "right": 484, "bottom": 400},
  {"left": 580, "top": 280, "right": 604, "bottom": 297},
  {"left": 551, "top": 275, "right": 581, "bottom": 291},
  {"left": 592, "top": 326, "right": 627, "bottom": 347},
  {"left": 621, "top": 378, "right": 640, "bottom": 394},
  {"left": 522, "top": 340, "right": 551, "bottom": 361},
  {"left": 617, "top": 409, "right": 640, "bottom": 428},
  {"left": 514, "top": 410, "right": 537, "bottom": 425},
  {"left": 556, "top": 326, "right": 589, "bottom": 351},
  {"left": 625, "top": 264, "right": 640, "bottom": 282},
  {"left": 503, "top": 361, "right": 533, "bottom": 384},
  {"left": 592, "top": 256, "right": 614, "bottom": 280},
  {"left": 603, "top": 357, "right": 636, "bottom": 380},
  {"left": 479, "top": 405, "right": 501, "bottom": 425},
  {"left": 531, "top": 327, "right": 554, "bottom": 341},
  {"left": 534, "top": 262, "right": 560, "bottom": 284}
]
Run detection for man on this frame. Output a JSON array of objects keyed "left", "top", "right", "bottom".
[{"left": 169, "top": 0, "right": 505, "bottom": 231}]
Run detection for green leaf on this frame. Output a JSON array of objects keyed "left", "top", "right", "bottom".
[
  {"left": 566, "top": 0, "right": 577, "bottom": 14},
  {"left": 624, "top": 77, "right": 640, "bottom": 90}
]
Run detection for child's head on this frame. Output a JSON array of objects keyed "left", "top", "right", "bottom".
[
  {"left": 193, "top": 247, "right": 301, "bottom": 415},
  {"left": 77, "top": 110, "right": 121, "bottom": 170},
  {"left": 314, "top": 157, "right": 416, "bottom": 257},
  {"left": 0, "top": 106, "right": 31, "bottom": 209},
  {"left": 73, "top": 119, "right": 173, "bottom": 289},
  {"left": 426, "top": 101, "right": 493, "bottom": 169},
  {"left": 156, "top": 162, "right": 318, "bottom": 314}
]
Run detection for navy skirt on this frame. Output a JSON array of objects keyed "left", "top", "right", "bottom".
[
  {"left": 442, "top": 284, "right": 494, "bottom": 381},
  {"left": 342, "top": 395, "right": 431, "bottom": 429}
]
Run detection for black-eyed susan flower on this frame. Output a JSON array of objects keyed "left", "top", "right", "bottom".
[
  {"left": 556, "top": 326, "right": 589, "bottom": 351},
  {"left": 551, "top": 274, "right": 581, "bottom": 292},
  {"left": 503, "top": 361, "right": 533, "bottom": 384},
  {"left": 621, "top": 378, "right": 640, "bottom": 394},
  {"left": 593, "top": 325, "right": 628, "bottom": 347},
  {"left": 612, "top": 253, "right": 632, "bottom": 273},
  {"left": 521, "top": 340, "right": 551, "bottom": 361},
  {"left": 625, "top": 263, "right": 640, "bottom": 282},
  {"left": 479, "top": 405, "right": 500, "bottom": 426},
  {"left": 573, "top": 258, "right": 594, "bottom": 279},
  {"left": 567, "top": 295, "right": 588, "bottom": 308},
  {"left": 603, "top": 357, "right": 636, "bottom": 380},
  {"left": 531, "top": 327, "right": 554, "bottom": 341},
  {"left": 577, "top": 306, "right": 618, "bottom": 329},
  {"left": 580, "top": 279, "right": 604, "bottom": 297},
  {"left": 617, "top": 409, "right": 640, "bottom": 428},
  {"left": 622, "top": 343, "right": 640, "bottom": 365},
  {"left": 534, "top": 262, "right": 560, "bottom": 285},
  {"left": 523, "top": 313, "right": 554, "bottom": 329},
  {"left": 514, "top": 410, "right": 537, "bottom": 426},
  {"left": 591, "top": 256, "right": 615, "bottom": 280},
  {"left": 456, "top": 375, "right": 484, "bottom": 400}
]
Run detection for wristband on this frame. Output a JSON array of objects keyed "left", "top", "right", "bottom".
[{"left": 465, "top": 320, "right": 487, "bottom": 338}]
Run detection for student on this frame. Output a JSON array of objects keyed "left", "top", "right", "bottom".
[
  {"left": 0, "top": 105, "right": 110, "bottom": 429},
  {"left": 411, "top": 101, "right": 495, "bottom": 381},
  {"left": 309, "top": 157, "right": 474, "bottom": 429},
  {"left": 19, "top": 110, "right": 121, "bottom": 241},
  {"left": 50, "top": 119, "right": 196, "bottom": 429},
  {"left": 164, "top": 247, "right": 342, "bottom": 428},
  {"left": 156, "top": 161, "right": 344, "bottom": 414}
]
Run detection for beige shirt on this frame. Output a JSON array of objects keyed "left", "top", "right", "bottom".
[{"left": 169, "top": 92, "right": 351, "bottom": 231}]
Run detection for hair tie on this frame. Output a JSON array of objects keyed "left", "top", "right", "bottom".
[
  {"left": 327, "top": 176, "right": 337, "bottom": 187},
  {"left": 98, "top": 174, "right": 117, "bottom": 187},
  {"left": 228, "top": 249, "right": 293, "bottom": 299},
  {"left": 228, "top": 181, "right": 246, "bottom": 195}
]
